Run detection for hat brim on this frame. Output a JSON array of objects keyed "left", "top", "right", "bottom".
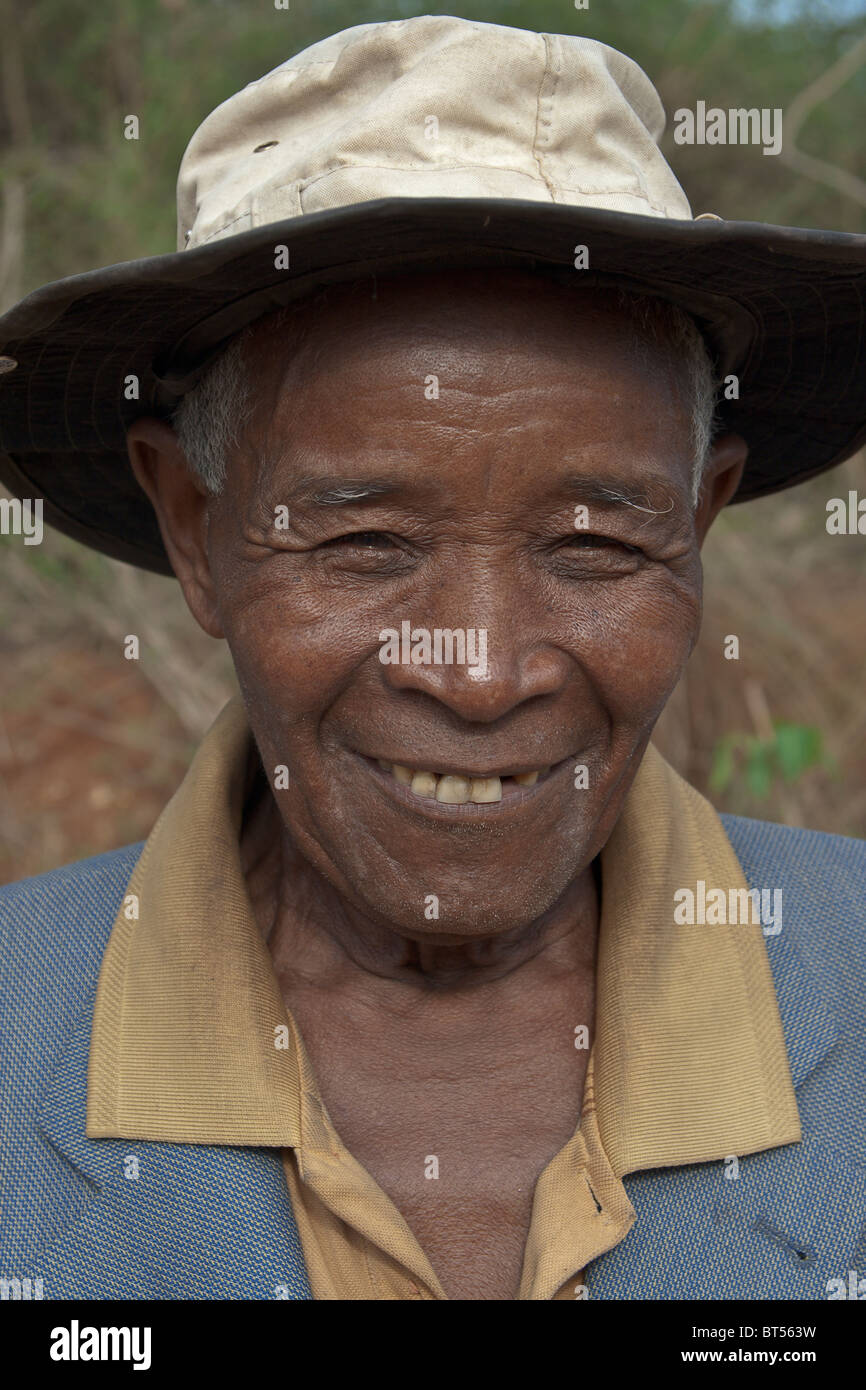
[{"left": 1, "top": 196, "right": 864, "bottom": 576}]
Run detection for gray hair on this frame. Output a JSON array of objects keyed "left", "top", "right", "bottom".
[{"left": 171, "top": 283, "right": 719, "bottom": 508}]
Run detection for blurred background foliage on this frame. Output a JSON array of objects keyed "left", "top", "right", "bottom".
[{"left": 1, "top": 0, "right": 865, "bottom": 879}]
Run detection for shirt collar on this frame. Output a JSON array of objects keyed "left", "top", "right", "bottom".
[
  {"left": 88, "top": 696, "right": 303, "bottom": 1145},
  {"left": 594, "top": 747, "right": 800, "bottom": 1175}
]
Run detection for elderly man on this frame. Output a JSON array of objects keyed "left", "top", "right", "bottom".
[{"left": 1, "top": 17, "right": 865, "bottom": 1303}]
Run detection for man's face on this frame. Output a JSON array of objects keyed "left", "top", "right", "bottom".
[{"left": 132, "top": 270, "right": 744, "bottom": 940}]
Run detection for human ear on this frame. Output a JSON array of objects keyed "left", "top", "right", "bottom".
[
  {"left": 125, "top": 417, "right": 225, "bottom": 639},
  {"left": 693, "top": 432, "right": 749, "bottom": 543}
]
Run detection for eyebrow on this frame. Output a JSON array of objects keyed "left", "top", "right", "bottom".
[
  {"left": 272, "top": 468, "right": 681, "bottom": 512},
  {"left": 558, "top": 473, "right": 680, "bottom": 513},
  {"left": 278, "top": 474, "right": 409, "bottom": 507}
]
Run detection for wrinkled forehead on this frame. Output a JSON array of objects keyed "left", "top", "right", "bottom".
[{"left": 216, "top": 269, "right": 697, "bottom": 519}]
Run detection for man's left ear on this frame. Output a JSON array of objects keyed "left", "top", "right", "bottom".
[{"left": 694, "top": 432, "right": 749, "bottom": 543}]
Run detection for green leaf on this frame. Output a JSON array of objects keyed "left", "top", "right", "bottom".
[
  {"left": 744, "top": 740, "right": 774, "bottom": 800},
  {"left": 773, "top": 722, "right": 822, "bottom": 782},
  {"left": 709, "top": 733, "right": 741, "bottom": 793}
]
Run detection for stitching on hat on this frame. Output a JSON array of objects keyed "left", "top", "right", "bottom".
[
  {"left": 531, "top": 33, "right": 560, "bottom": 201},
  {"left": 286, "top": 165, "right": 670, "bottom": 215},
  {"left": 247, "top": 60, "right": 343, "bottom": 83},
  {"left": 295, "top": 162, "right": 550, "bottom": 195},
  {"left": 552, "top": 183, "right": 671, "bottom": 215},
  {"left": 198, "top": 212, "right": 255, "bottom": 244}
]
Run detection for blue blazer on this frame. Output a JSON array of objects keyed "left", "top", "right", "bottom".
[{"left": 1, "top": 815, "right": 864, "bottom": 1300}]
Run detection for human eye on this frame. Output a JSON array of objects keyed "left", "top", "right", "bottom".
[
  {"left": 552, "top": 530, "right": 645, "bottom": 577},
  {"left": 321, "top": 530, "right": 399, "bottom": 550}
]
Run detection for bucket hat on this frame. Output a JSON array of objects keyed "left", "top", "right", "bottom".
[{"left": 1, "top": 14, "right": 864, "bottom": 575}]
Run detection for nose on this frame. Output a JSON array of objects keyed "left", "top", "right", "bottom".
[{"left": 377, "top": 563, "right": 572, "bottom": 724}]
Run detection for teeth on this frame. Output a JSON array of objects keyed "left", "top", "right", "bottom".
[
  {"left": 410, "top": 771, "right": 438, "bottom": 799},
  {"left": 436, "top": 774, "right": 471, "bottom": 804},
  {"left": 375, "top": 758, "right": 549, "bottom": 803},
  {"left": 469, "top": 776, "right": 502, "bottom": 803}
]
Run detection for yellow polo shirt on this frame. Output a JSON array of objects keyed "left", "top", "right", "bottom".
[{"left": 86, "top": 696, "right": 801, "bottom": 1299}]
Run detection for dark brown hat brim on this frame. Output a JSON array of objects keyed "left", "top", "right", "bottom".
[{"left": 1, "top": 196, "right": 864, "bottom": 576}]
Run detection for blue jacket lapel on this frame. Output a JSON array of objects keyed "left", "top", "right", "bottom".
[
  {"left": 760, "top": 908, "right": 842, "bottom": 1089},
  {"left": 586, "top": 1134, "right": 866, "bottom": 1299},
  {"left": 31, "top": 998, "right": 311, "bottom": 1300},
  {"left": 586, "top": 914, "right": 862, "bottom": 1299}
]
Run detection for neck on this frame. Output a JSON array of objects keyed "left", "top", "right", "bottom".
[{"left": 241, "top": 772, "right": 600, "bottom": 995}]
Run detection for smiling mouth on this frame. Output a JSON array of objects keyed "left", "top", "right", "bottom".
[{"left": 366, "top": 755, "right": 568, "bottom": 806}]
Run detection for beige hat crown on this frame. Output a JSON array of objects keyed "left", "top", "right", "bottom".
[{"left": 177, "top": 14, "right": 692, "bottom": 253}]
